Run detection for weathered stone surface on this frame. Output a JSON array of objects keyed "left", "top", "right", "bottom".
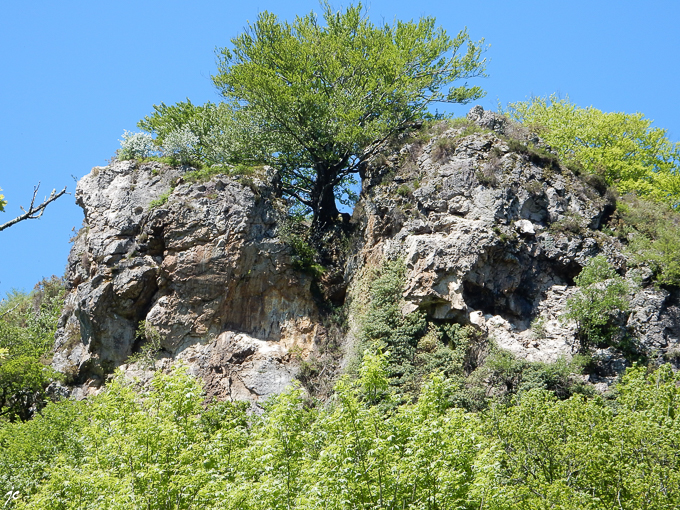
[
  {"left": 53, "top": 161, "right": 322, "bottom": 397},
  {"left": 53, "top": 107, "right": 680, "bottom": 400},
  {"left": 351, "top": 107, "right": 676, "bottom": 370}
]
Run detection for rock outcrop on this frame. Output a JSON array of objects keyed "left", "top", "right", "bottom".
[
  {"left": 53, "top": 107, "right": 680, "bottom": 400},
  {"left": 54, "top": 161, "right": 323, "bottom": 399}
]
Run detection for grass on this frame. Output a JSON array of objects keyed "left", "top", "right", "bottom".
[{"left": 149, "top": 190, "right": 172, "bottom": 209}]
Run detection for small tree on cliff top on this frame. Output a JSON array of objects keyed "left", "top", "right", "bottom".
[{"left": 212, "top": 2, "right": 486, "bottom": 231}]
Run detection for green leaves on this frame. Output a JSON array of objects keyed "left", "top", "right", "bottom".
[
  {"left": 0, "top": 277, "right": 65, "bottom": 423},
  {"left": 506, "top": 94, "right": 680, "bottom": 209},
  {"left": 3, "top": 358, "right": 680, "bottom": 509},
  {"left": 477, "top": 368, "right": 680, "bottom": 509},
  {"left": 211, "top": 2, "right": 485, "bottom": 225},
  {"left": 564, "top": 255, "right": 632, "bottom": 349}
]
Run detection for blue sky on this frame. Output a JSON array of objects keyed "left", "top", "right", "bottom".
[{"left": 1, "top": 0, "right": 679, "bottom": 297}]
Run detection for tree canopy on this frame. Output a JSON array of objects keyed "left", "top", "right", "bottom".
[
  {"left": 506, "top": 94, "right": 680, "bottom": 209},
  {"left": 204, "top": 2, "right": 486, "bottom": 229}
]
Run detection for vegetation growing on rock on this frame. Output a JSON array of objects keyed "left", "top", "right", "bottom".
[
  {"left": 506, "top": 94, "right": 680, "bottom": 209},
  {"left": 5, "top": 3, "right": 680, "bottom": 509}
]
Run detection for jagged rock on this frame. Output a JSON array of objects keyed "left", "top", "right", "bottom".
[
  {"left": 53, "top": 161, "right": 323, "bottom": 397},
  {"left": 53, "top": 106, "right": 680, "bottom": 400},
  {"left": 350, "top": 106, "right": 677, "bottom": 372}
]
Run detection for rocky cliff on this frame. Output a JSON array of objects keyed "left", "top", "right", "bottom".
[{"left": 52, "top": 107, "right": 680, "bottom": 400}]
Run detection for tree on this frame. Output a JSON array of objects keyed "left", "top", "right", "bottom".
[
  {"left": 0, "top": 277, "right": 65, "bottom": 422},
  {"left": 0, "top": 183, "right": 68, "bottom": 232},
  {"left": 506, "top": 94, "right": 680, "bottom": 209},
  {"left": 212, "top": 2, "right": 486, "bottom": 231}
]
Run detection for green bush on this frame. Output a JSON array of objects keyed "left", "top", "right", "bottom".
[
  {"left": 148, "top": 190, "right": 171, "bottom": 209},
  {"left": 395, "top": 184, "right": 411, "bottom": 197},
  {"left": 5, "top": 353, "right": 680, "bottom": 508},
  {"left": 0, "top": 277, "right": 65, "bottom": 422},
  {"left": 564, "top": 255, "right": 631, "bottom": 349},
  {"left": 612, "top": 195, "right": 680, "bottom": 286},
  {"left": 506, "top": 94, "right": 680, "bottom": 209},
  {"left": 279, "top": 216, "right": 325, "bottom": 278}
]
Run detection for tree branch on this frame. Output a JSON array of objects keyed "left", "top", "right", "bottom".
[
  {"left": 0, "top": 304, "right": 20, "bottom": 320},
  {"left": 0, "top": 183, "right": 69, "bottom": 232}
]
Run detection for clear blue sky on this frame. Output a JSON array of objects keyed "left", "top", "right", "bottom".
[{"left": 1, "top": 0, "right": 679, "bottom": 297}]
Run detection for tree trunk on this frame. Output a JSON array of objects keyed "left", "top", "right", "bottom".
[{"left": 310, "top": 165, "right": 339, "bottom": 233}]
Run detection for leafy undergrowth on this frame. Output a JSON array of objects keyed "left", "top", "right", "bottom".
[
  {"left": 1, "top": 359, "right": 679, "bottom": 509},
  {"left": 606, "top": 194, "right": 680, "bottom": 286},
  {"left": 0, "top": 277, "right": 65, "bottom": 424}
]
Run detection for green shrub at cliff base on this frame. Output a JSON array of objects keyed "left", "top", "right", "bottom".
[
  {"left": 506, "top": 94, "right": 680, "bottom": 209},
  {"left": 468, "top": 348, "right": 593, "bottom": 404},
  {"left": 357, "top": 259, "right": 427, "bottom": 394},
  {"left": 564, "top": 255, "right": 632, "bottom": 350},
  {"left": 0, "top": 277, "right": 65, "bottom": 422},
  {"left": 7, "top": 355, "right": 680, "bottom": 508},
  {"left": 476, "top": 364, "right": 680, "bottom": 509},
  {"left": 0, "top": 398, "right": 87, "bottom": 504}
]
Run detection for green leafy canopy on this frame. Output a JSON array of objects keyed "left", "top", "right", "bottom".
[
  {"left": 139, "top": 2, "right": 487, "bottom": 230},
  {"left": 213, "top": 2, "right": 486, "bottom": 227},
  {"left": 506, "top": 94, "right": 680, "bottom": 209}
]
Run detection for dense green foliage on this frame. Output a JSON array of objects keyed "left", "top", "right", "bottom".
[
  {"left": 564, "top": 255, "right": 632, "bottom": 350},
  {"left": 135, "top": 2, "right": 486, "bottom": 229},
  {"left": 0, "top": 277, "right": 64, "bottom": 422},
  {"left": 607, "top": 196, "right": 680, "bottom": 286},
  {"left": 506, "top": 95, "right": 680, "bottom": 208},
  {"left": 2, "top": 358, "right": 680, "bottom": 509}
]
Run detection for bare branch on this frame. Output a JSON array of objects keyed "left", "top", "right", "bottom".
[
  {"left": 0, "top": 183, "right": 69, "bottom": 232},
  {"left": 0, "top": 304, "right": 20, "bottom": 320}
]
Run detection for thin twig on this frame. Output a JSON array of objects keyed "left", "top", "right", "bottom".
[
  {"left": 0, "top": 183, "right": 68, "bottom": 232},
  {"left": 0, "top": 304, "right": 20, "bottom": 319}
]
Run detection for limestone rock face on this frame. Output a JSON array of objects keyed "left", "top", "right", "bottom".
[
  {"left": 53, "top": 161, "right": 322, "bottom": 399},
  {"left": 352, "top": 107, "right": 679, "bottom": 366},
  {"left": 54, "top": 107, "right": 680, "bottom": 400}
]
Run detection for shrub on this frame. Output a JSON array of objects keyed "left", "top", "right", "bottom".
[
  {"left": 395, "top": 184, "right": 412, "bottom": 197},
  {"left": 550, "top": 211, "right": 585, "bottom": 236},
  {"left": 476, "top": 160, "right": 499, "bottom": 186},
  {"left": 279, "top": 215, "right": 325, "bottom": 277},
  {"left": 506, "top": 94, "right": 680, "bottom": 209},
  {"left": 431, "top": 137, "right": 456, "bottom": 162},
  {"left": 148, "top": 190, "right": 171, "bottom": 209},
  {"left": 127, "top": 321, "right": 163, "bottom": 370},
  {"left": 564, "top": 255, "right": 632, "bottom": 350},
  {"left": 506, "top": 137, "right": 561, "bottom": 170},
  {"left": 612, "top": 196, "right": 680, "bottom": 286},
  {"left": 0, "top": 278, "right": 65, "bottom": 422},
  {"left": 161, "top": 125, "right": 200, "bottom": 164},
  {"left": 118, "top": 130, "right": 155, "bottom": 160}
]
